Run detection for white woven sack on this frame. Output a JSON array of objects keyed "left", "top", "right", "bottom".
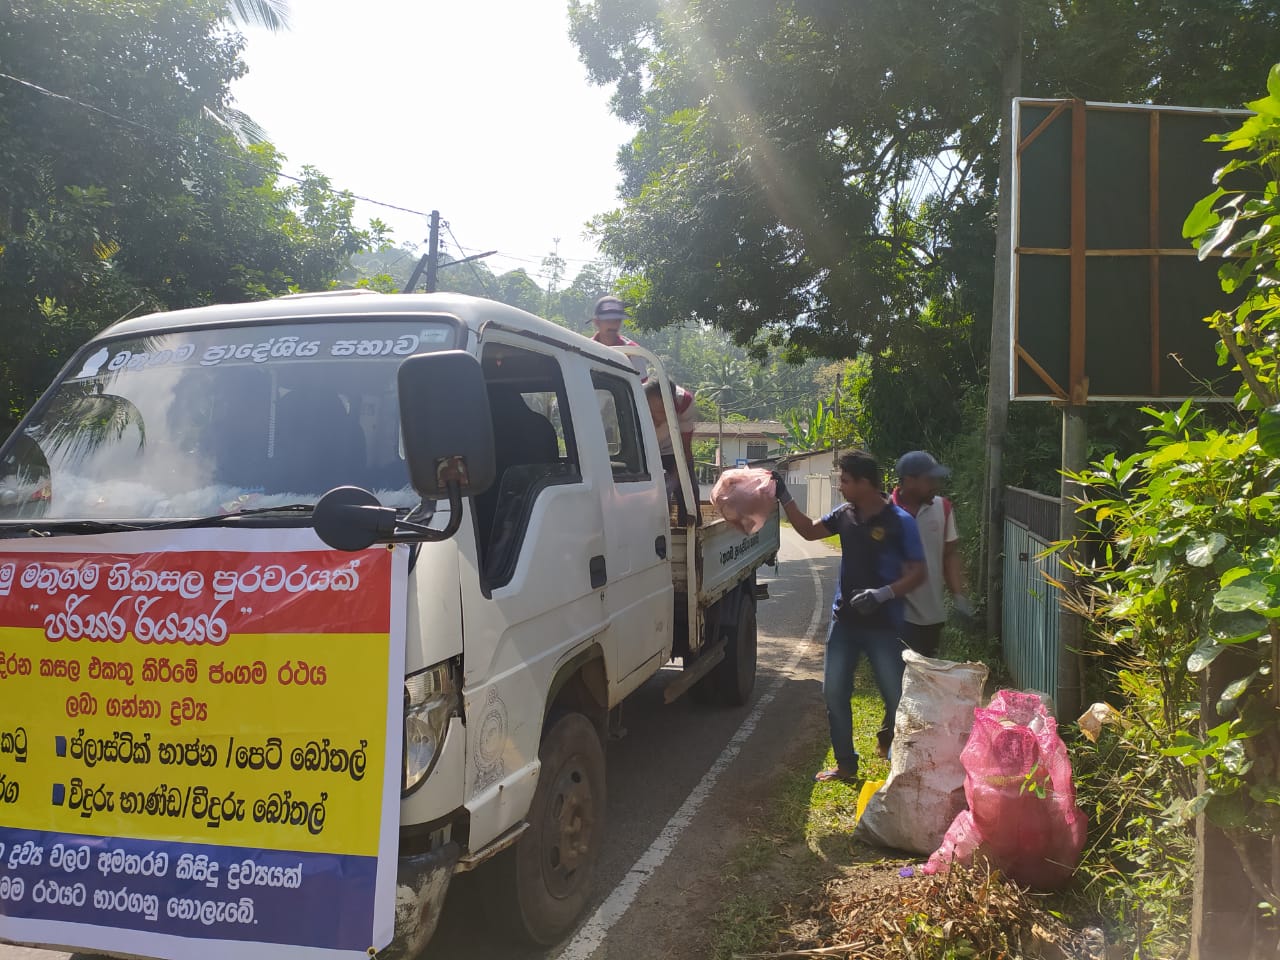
[{"left": 854, "top": 650, "right": 989, "bottom": 854}]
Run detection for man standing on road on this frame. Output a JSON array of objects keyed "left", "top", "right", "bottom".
[
  {"left": 590, "top": 295, "right": 648, "bottom": 377},
  {"left": 890, "top": 451, "right": 974, "bottom": 658},
  {"left": 773, "top": 452, "right": 925, "bottom": 783}
]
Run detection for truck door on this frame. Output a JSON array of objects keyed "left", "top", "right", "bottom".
[
  {"left": 457, "top": 337, "right": 612, "bottom": 849},
  {"left": 587, "top": 367, "right": 674, "bottom": 682}
]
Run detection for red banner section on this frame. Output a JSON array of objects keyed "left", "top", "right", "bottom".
[{"left": 0, "top": 548, "right": 391, "bottom": 642}]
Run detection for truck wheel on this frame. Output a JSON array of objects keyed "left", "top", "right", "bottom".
[
  {"left": 483, "top": 712, "right": 606, "bottom": 946},
  {"left": 695, "top": 586, "right": 758, "bottom": 707}
]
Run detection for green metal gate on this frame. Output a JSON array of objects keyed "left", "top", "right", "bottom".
[{"left": 1002, "top": 487, "right": 1063, "bottom": 697}]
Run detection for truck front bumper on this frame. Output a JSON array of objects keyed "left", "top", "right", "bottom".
[{"left": 385, "top": 840, "right": 461, "bottom": 959}]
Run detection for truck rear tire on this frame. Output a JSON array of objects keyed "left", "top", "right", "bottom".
[
  {"left": 694, "top": 585, "right": 757, "bottom": 707},
  {"left": 482, "top": 712, "right": 606, "bottom": 946}
]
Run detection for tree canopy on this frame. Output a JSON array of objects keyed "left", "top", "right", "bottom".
[
  {"left": 0, "top": 1, "right": 380, "bottom": 432},
  {"left": 571, "top": 0, "right": 1280, "bottom": 359}
]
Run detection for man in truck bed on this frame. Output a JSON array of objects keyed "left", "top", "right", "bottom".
[{"left": 773, "top": 451, "right": 925, "bottom": 782}]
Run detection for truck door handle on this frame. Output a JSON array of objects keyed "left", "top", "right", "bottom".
[
  {"left": 589, "top": 555, "right": 607, "bottom": 589},
  {"left": 654, "top": 536, "right": 667, "bottom": 559}
]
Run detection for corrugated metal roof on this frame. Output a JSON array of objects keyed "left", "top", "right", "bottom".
[{"left": 691, "top": 421, "right": 788, "bottom": 437}]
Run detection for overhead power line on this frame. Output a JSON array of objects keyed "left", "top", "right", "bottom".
[
  {"left": 448, "top": 239, "right": 607, "bottom": 267},
  {"left": 443, "top": 221, "right": 497, "bottom": 298},
  {"left": 0, "top": 70, "right": 435, "bottom": 220}
]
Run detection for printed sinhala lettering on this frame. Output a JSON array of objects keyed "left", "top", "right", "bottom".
[
  {"left": 718, "top": 532, "right": 761, "bottom": 566},
  {"left": 12, "top": 558, "right": 362, "bottom": 645}
]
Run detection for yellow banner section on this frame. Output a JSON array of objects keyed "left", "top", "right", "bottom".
[{"left": 0, "top": 628, "right": 390, "bottom": 858}]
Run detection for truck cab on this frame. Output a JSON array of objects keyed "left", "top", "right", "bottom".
[{"left": 0, "top": 291, "right": 778, "bottom": 957}]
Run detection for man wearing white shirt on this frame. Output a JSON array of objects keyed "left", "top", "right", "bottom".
[{"left": 890, "top": 450, "right": 974, "bottom": 657}]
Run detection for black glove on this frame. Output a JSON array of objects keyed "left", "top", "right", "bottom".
[
  {"left": 770, "top": 470, "right": 792, "bottom": 505},
  {"left": 849, "top": 586, "right": 894, "bottom": 613}
]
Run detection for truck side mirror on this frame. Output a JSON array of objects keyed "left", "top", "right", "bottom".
[{"left": 398, "top": 351, "right": 496, "bottom": 498}]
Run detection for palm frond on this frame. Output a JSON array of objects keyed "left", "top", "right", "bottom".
[
  {"left": 203, "top": 105, "right": 271, "bottom": 146},
  {"left": 224, "top": 0, "right": 290, "bottom": 32}
]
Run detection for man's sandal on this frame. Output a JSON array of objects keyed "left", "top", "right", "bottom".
[{"left": 814, "top": 766, "right": 859, "bottom": 783}]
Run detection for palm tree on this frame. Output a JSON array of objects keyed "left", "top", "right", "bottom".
[
  {"left": 210, "top": 1, "right": 290, "bottom": 144},
  {"left": 224, "top": 0, "right": 290, "bottom": 31}
]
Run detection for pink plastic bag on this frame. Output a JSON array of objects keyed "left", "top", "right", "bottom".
[
  {"left": 710, "top": 468, "right": 777, "bottom": 534},
  {"left": 923, "top": 690, "right": 1087, "bottom": 891}
]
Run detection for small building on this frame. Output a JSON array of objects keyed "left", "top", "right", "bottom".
[
  {"left": 692, "top": 420, "right": 788, "bottom": 467},
  {"left": 771, "top": 448, "right": 840, "bottom": 516}
]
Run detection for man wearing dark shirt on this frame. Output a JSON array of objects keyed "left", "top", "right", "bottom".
[{"left": 774, "top": 451, "right": 925, "bottom": 782}]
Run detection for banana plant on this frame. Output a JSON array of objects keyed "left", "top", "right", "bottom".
[{"left": 780, "top": 400, "right": 833, "bottom": 452}]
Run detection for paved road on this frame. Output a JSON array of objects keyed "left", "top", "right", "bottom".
[{"left": 2, "top": 530, "right": 837, "bottom": 960}]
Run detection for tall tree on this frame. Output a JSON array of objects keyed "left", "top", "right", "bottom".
[
  {"left": 0, "top": 1, "right": 374, "bottom": 432},
  {"left": 571, "top": 0, "right": 1280, "bottom": 358}
]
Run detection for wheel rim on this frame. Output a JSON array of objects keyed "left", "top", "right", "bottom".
[{"left": 539, "top": 752, "right": 597, "bottom": 899}]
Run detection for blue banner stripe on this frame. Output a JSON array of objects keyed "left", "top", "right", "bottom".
[{"left": 0, "top": 827, "right": 377, "bottom": 952}]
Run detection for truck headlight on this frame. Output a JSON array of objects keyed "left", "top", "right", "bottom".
[{"left": 403, "top": 660, "right": 460, "bottom": 795}]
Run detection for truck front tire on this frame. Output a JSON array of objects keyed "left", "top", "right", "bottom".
[{"left": 483, "top": 711, "right": 606, "bottom": 946}]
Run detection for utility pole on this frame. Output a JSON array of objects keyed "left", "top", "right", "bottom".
[
  {"left": 402, "top": 213, "right": 498, "bottom": 294},
  {"left": 717, "top": 398, "right": 724, "bottom": 471},
  {"left": 981, "top": 1, "right": 1022, "bottom": 639},
  {"left": 543, "top": 238, "right": 563, "bottom": 317},
  {"left": 832, "top": 378, "right": 841, "bottom": 469},
  {"left": 425, "top": 210, "right": 441, "bottom": 293}
]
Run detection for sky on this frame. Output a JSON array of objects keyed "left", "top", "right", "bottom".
[{"left": 231, "top": 0, "right": 634, "bottom": 280}]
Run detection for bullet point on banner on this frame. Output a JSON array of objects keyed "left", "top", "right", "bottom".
[
  {"left": 52, "top": 783, "right": 65, "bottom": 806},
  {"left": 55, "top": 736, "right": 67, "bottom": 757}
]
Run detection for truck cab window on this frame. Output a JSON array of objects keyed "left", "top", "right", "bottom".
[
  {"left": 591, "top": 371, "right": 649, "bottom": 482},
  {"left": 475, "top": 341, "right": 581, "bottom": 587},
  {"left": 0, "top": 319, "right": 455, "bottom": 520}
]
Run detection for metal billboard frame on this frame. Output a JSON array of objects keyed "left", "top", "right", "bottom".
[{"left": 1008, "top": 98, "right": 1251, "bottom": 403}]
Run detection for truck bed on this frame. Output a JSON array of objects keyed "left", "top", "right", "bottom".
[{"left": 670, "top": 504, "right": 780, "bottom": 608}]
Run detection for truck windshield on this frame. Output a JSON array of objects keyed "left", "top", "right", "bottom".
[{"left": 0, "top": 318, "right": 456, "bottom": 521}]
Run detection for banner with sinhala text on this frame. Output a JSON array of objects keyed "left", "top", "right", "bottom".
[{"left": 0, "top": 529, "right": 407, "bottom": 960}]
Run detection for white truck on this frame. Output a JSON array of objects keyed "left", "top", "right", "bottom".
[{"left": 0, "top": 290, "right": 779, "bottom": 956}]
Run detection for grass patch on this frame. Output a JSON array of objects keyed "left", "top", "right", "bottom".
[
  {"left": 706, "top": 665, "right": 893, "bottom": 959},
  {"left": 709, "top": 891, "right": 778, "bottom": 960},
  {"left": 806, "top": 682, "right": 890, "bottom": 845}
]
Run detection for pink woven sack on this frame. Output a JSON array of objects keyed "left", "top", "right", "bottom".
[
  {"left": 710, "top": 467, "right": 777, "bottom": 534},
  {"left": 923, "top": 690, "right": 1087, "bottom": 891}
]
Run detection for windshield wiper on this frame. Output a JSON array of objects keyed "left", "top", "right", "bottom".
[
  {"left": 149, "top": 503, "right": 316, "bottom": 530},
  {"left": 0, "top": 504, "right": 316, "bottom": 538},
  {"left": 3, "top": 519, "right": 145, "bottom": 537}
]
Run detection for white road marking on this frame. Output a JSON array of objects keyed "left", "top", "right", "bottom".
[{"left": 554, "top": 532, "right": 828, "bottom": 960}]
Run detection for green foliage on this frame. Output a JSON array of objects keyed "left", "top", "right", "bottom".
[
  {"left": 569, "top": 1, "right": 1280, "bottom": 624},
  {"left": 0, "top": 1, "right": 379, "bottom": 434},
  {"left": 1071, "top": 67, "right": 1280, "bottom": 950},
  {"left": 780, "top": 400, "right": 834, "bottom": 453},
  {"left": 1068, "top": 404, "right": 1271, "bottom": 952},
  {"left": 1183, "top": 63, "right": 1280, "bottom": 417},
  {"left": 571, "top": 0, "right": 1280, "bottom": 355}
]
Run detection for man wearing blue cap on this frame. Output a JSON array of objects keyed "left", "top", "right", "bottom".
[{"left": 890, "top": 451, "right": 974, "bottom": 660}]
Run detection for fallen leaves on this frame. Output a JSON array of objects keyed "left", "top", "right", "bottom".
[{"left": 740, "top": 861, "right": 1100, "bottom": 960}]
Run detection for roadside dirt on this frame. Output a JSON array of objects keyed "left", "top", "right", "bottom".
[{"left": 589, "top": 639, "right": 831, "bottom": 960}]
